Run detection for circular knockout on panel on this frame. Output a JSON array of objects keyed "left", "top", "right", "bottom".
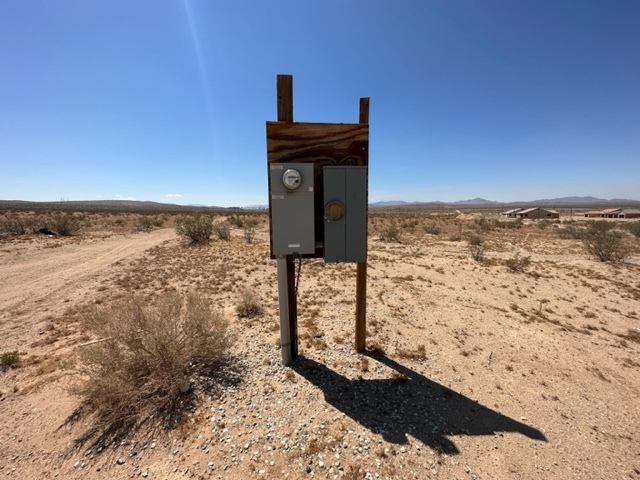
[
  {"left": 324, "top": 201, "right": 346, "bottom": 223},
  {"left": 282, "top": 169, "right": 303, "bottom": 191}
]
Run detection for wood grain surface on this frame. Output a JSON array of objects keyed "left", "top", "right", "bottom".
[{"left": 266, "top": 122, "right": 368, "bottom": 166}]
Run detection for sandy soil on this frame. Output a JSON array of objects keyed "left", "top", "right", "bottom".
[{"left": 1, "top": 219, "right": 639, "bottom": 479}]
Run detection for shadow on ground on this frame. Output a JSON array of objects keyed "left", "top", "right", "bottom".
[{"left": 291, "top": 352, "right": 546, "bottom": 454}]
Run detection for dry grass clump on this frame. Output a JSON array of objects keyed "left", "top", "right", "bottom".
[
  {"left": 74, "top": 292, "right": 234, "bottom": 436},
  {"left": 235, "top": 287, "right": 264, "bottom": 318},
  {"left": 175, "top": 215, "right": 213, "bottom": 244}
]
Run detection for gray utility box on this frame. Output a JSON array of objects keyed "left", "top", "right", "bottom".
[
  {"left": 270, "top": 163, "right": 315, "bottom": 256},
  {"left": 323, "top": 166, "right": 367, "bottom": 263}
]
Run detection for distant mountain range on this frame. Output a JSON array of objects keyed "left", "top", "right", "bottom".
[
  {"left": 2, "top": 196, "right": 639, "bottom": 212},
  {"left": 370, "top": 196, "right": 640, "bottom": 208}
]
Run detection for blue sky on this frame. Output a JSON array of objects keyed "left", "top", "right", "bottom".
[{"left": 1, "top": 1, "right": 639, "bottom": 206}]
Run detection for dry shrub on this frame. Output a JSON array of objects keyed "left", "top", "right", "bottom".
[
  {"left": 466, "top": 233, "right": 483, "bottom": 246},
  {"left": 235, "top": 287, "right": 264, "bottom": 318},
  {"left": 379, "top": 223, "right": 402, "bottom": 242},
  {"left": 557, "top": 223, "right": 585, "bottom": 239},
  {"left": 75, "top": 292, "right": 234, "bottom": 435},
  {"left": 213, "top": 220, "right": 231, "bottom": 241},
  {"left": 583, "top": 221, "right": 629, "bottom": 262},
  {"left": 469, "top": 244, "right": 486, "bottom": 262},
  {"left": 46, "top": 213, "right": 82, "bottom": 235},
  {"left": 136, "top": 215, "right": 164, "bottom": 231},
  {"left": 623, "top": 220, "right": 640, "bottom": 238},
  {"left": 175, "top": 215, "right": 213, "bottom": 244},
  {"left": 424, "top": 224, "right": 441, "bottom": 235},
  {"left": 243, "top": 218, "right": 259, "bottom": 244},
  {"left": 0, "top": 215, "right": 37, "bottom": 235},
  {"left": 505, "top": 252, "right": 531, "bottom": 272}
]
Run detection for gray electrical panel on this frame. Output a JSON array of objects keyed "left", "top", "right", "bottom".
[
  {"left": 323, "top": 166, "right": 367, "bottom": 263},
  {"left": 270, "top": 163, "right": 315, "bottom": 256}
]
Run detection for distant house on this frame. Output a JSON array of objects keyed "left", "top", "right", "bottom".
[
  {"left": 501, "top": 208, "right": 525, "bottom": 218},
  {"left": 501, "top": 207, "right": 559, "bottom": 219},
  {"left": 584, "top": 208, "right": 640, "bottom": 219},
  {"left": 620, "top": 209, "right": 640, "bottom": 219},
  {"left": 513, "top": 207, "right": 559, "bottom": 219}
]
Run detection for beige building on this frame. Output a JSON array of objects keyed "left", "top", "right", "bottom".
[
  {"left": 502, "top": 207, "right": 559, "bottom": 219},
  {"left": 584, "top": 208, "right": 640, "bottom": 219}
]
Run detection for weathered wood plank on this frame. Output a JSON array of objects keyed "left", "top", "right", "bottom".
[
  {"left": 355, "top": 97, "right": 369, "bottom": 353},
  {"left": 277, "top": 75, "right": 293, "bottom": 122},
  {"left": 267, "top": 122, "right": 368, "bottom": 166}
]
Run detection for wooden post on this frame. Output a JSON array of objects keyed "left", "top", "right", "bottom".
[
  {"left": 355, "top": 97, "right": 369, "bottom": 353},
  {"left": 277, "top": 74, "right": 298, "bottom": 362}
]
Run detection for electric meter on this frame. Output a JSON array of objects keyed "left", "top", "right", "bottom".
[
  {"left": 282, "top": 169, "right": 302, "bottom": 191},
  {"left": 324, "top": 200, "right": 345, "bottom": 223}
]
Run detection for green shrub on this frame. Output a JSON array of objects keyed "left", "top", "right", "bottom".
[
  {"left": 0, "top": 351, "right": 20, "bottom": 368},
  {"left": 75, "top": 292, "right": 234, "bottom": 435},
  {"left": 582, "top": 221, "right": 628, "bottom": 262},
  {"left": 175, "top": 215, "right": 213, "bottom": 244}
]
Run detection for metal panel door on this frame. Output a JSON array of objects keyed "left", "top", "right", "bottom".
[{"left": 270, "top": 163, "right": 315, "bottom": 255}]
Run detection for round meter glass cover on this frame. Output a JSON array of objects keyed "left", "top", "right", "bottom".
[
  {"left": 324, "top": 201, "right": 346, "bottom": 223},
  {"left": 282, "top": 169, "right": 303, "bottom": 191}
]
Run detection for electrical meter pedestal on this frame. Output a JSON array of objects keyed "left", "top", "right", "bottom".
[{"left": 269, "top": 163, "right": 316, "bottom": 256}]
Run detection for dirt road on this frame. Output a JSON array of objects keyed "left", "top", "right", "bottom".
[{"left": 0, "top": 229, "right": 176, "bottom": 351}]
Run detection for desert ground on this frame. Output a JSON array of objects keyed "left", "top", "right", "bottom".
[{"left": 1, "top": 207, "right": 639, "bottom": 479}]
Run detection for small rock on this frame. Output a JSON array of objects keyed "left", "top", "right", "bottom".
[{"left": 116, "top": 458, "right": 125, "bottom": 465}]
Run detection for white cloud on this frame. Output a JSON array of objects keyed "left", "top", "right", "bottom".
[
  {"left": 166, "top": 193, "right": 184, "bottom": 198},
  {"left": 115, "top": 195, "right": 137, "bottom": 201}
]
